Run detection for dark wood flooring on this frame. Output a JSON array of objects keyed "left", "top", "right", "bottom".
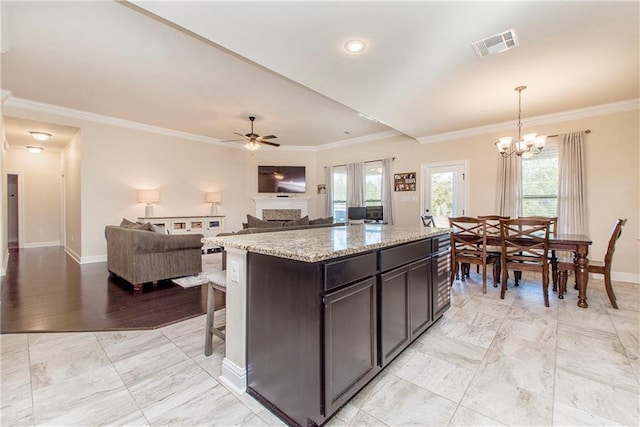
[{"left": 1, "top": 247, "right": 208, "bottom": 333}]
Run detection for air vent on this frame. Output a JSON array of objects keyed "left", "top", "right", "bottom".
[{"left": 472, "top": 29, "right": 519, "bottom": 58}]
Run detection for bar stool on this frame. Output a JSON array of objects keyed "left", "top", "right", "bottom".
[{"left": 204, "top": 270, "right": 226, "bottom": 356}]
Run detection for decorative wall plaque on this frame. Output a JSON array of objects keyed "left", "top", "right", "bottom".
[{"left": 394, "top": 172, "right": 416, "bottom": 191}]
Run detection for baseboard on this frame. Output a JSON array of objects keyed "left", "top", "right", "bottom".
[
  {"left": 80, "top": 255, "right": 107, "bottom": 264},
  {"left": 64, "top": 246, "right": 81, "bottom": 264},
  {"left": 220, "top": 358, "right": 247, "bottom": 394},
  {"left": 23, "top": 241, "right": 61, "bottom": 248},
  {"left": 0, "top": 250, "right": 8, "bottom": 277},
  {"left": 612, "top": 272, "right": 640, "bottom": 285}
]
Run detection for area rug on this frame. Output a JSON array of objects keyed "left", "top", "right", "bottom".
[{"left": 172, "top": 252, "right": 223, "bottom": 288}]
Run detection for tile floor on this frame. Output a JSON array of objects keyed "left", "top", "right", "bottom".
[{"left": 2, "top": 273, "right": 639, "bottom": 426}]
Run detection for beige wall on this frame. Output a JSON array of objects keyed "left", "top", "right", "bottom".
[
  {"left": 317, "top": 109, "right": 639, "bottom": 280},
  {"left": 3, "top": 103, "right": 638, "bottom": 281},
  {"left": 0, "top": 114, "right": 7, "bottom": 275},
  {"left": 63, "top": 131, "right": 82, "bottom": 258},
  {"left": 5, "top": 147, "right": 62, "bottom": 247}
]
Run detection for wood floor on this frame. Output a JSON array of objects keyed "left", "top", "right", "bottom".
[{"left": 1, "top": 246, "right": 208, "bottom": 333}]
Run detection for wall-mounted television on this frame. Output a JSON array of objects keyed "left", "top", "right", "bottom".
[
  {"left": 258, "top": 166, "right": 306, "bottom": 194},
  {"left": 366, "top": 206, "right": 383, "bottom": 222}
]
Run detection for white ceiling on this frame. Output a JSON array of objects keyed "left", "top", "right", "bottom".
[{"left": 2, "top": 1, "right": 638, "bottom": 151}]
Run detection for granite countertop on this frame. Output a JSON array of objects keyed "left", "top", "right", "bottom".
[{"left": 202, "top": 224, "right": 451, "bottom": 263}]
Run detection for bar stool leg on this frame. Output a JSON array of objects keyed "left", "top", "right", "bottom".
[{"left": 204, "top": 282, "right": 216, "bottom": 357}]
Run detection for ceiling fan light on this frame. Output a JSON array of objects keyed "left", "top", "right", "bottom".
[
  {"left": 30, "top": 131, "right": 51, "bottom": 141},
  {"left": 26, "top": 146, "right": 44, "bottom": 154},
  {"left": 245, "top": 141, "right": 261, "bottom": 151}
]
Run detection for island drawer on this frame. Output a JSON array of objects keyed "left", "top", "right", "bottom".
[
  {"left": 432, "top": 233, "right": 451, "bottom": 252},
  {"left": 379, "top": 239, "right": 432, "bottom": 272},
  {"left": 324, "top": 252, "right": 377, "bottom": 292}
]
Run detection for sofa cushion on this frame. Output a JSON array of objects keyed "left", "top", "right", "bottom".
[
  {"left": 247, "top": 214, "right": 283, "bottom": 229},
  {"left": 131, "top": 222, "right": 154, "bottom": 231},
  {"left": 284, "top": 216, "right": 309, "bottom": 227},
  {"left": 120, "top": 218, "right": 138, "bottom": 228},
  {"left": 309, "top": 216, "right": 334, "bottom": 225}
]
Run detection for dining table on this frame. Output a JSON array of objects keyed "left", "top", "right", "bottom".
[{"left": 482, "top": 233, "right": 593, "bottom": 308}]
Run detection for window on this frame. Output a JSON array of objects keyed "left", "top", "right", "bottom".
[
  {"left": 521, "top": 146, "right": 558, "bottom": 217},
  {"left": 331, "top": 161, "right": 383, "bottom": 222}
]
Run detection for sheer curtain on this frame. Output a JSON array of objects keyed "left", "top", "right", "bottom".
[
  {"left": 324, "top": 166, "right": 334, "bottom": 218},
  {"left": 382, "top": 158, "right": 394, "bottom": 225},
  {"left": 346, "top": 162, "right": 365, "bottom": 208},
  {"left": 557, "top": 131, "right": 588, "bottom": 235},
  {"left": 495, "top": 148, "right": 522, "bottom": 218}
]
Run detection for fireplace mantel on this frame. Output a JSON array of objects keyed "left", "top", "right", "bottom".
[{"left": 252, "top": 196, "right": 310, "bottom": 219}]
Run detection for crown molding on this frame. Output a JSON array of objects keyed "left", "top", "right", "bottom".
[
  {"left": 417, "top": 98, "right": 640, "bottom": 144},
  {"left": 1, "top": 89, "right": 13, "bottom": 104},
  {"left": 3, "top": 94, "right": 246, "bottom": 150}
]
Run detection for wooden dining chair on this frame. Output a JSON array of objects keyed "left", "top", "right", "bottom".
[
  {"left": 499, "top": 218, "right": 551, "bottom": 306},
  {"left": 449, "top": 217, "right": 500, "bottom": 294},
  {"left": 558, "top": 218, "right": 627, "bottom": 308},
  {"left": 518, "top": 216, "right": 558, "bottom": 289},
  {"left": 474, "top": 215, "right": 510, "bottom": 280},
  {"left": 421, "top": 213, "right": 436, "bottom": 227}
]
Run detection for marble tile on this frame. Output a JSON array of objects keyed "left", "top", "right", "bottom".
[
  {"left": 555, "top": 367, "right": 640, "bottom": 426},
  {"left": 449, "top": 405, "right": 506, "bottom": 426},
  {"left": 328, "top": 404, "right": 389, "bottom": 427},
  {"left": 348, "top": 370, "right": 396, "bottom": 409},
  {"left": 361, "top": 376, "right": 458, "bottom": 426},
  {"left": 255, "top": 408, "right": 287, "bottom": 426},
  {"left": 395, "top": 351, "right": 477, "bottom": 402},
  {"left": 461, "top": 371, "right": 553, "bottom": 426},
  {"left": 159, "top": 314, "right": 206, "bottom": 341},
  {"left": 497, "top": 318, "right": 557, "bottom": 345},
  {"left": 458, "top": 297, "right": 512, "bottom": 318},
  {"left": 1, "top": 348, "right": 30, "bottom": 387},
  {"left": 0, "top": 333, "right": 28, "bottom": 355},
  {"left": 99, "top": 331, "right": 191, "bottom": 387},
  {"left": 552, "top": 401, "right": 622, "bottom": 426},
  {"left": 28, "top": 332, "right": 112, "bottom": 391},
  {"left": 142, "top": 376, "right": 254, "bottom": 426},
  {"left": 0, "top": 381, "right": 34, "bottom": 427},
  {"left": 413, "top": 332, "right": 487, "bottom": 371},
  {"left": 432, "top": 309, "right": 503, "bottom": 349},
  {"left": 31, "top": 364, "right": 143, "bottom": 426}
]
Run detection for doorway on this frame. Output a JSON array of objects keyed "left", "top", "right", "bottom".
[
  {"left": 421, "top": 161, "right": 468, "bottom": 228},
  {"left": 7, "top": 173, "right": 20, "bottom": 249}
]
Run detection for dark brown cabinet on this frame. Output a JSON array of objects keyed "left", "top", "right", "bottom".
[
  {"left": 432, "top": 236, "right": 451, "bottom": 319},
  {"left": 245, "top": 234, "right": 450, "bottom": 426},
  {"left": 324, "top": 277, "right": 379, "bottom": 415}
]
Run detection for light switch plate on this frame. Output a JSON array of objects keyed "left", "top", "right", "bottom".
[{"left": 230, "top": 261, "right": 240, "bottom": 283}]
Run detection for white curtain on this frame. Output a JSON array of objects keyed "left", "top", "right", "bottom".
[
  {"left": 557, "top": 131, "right": 588, "bottom": 235},
  {"left": 495, "top": 148, "right": 522, "bottom": 218},
  {"left": 324, "top": 166, "right": 334, "bottom": 218},
  {"left": 346, "top": 162, "right": 365, "bottom": 208},
  {"left": 382, "top": 158, "right": 394, "bottom": 225}
]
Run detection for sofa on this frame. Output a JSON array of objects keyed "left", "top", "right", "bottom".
[
  {"left": 216, "top": 215, "right": 343, "bottom": 237},
  {"left": 105, "top": 220, "right": 203, "bottom": 291}
]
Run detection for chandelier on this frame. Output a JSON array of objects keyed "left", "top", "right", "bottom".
[{"left": 495, "top": 86, "right": 546, "bottom": 158}]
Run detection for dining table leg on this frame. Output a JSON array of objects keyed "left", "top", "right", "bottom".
[{"left": 575, "top": 251, "right": 589, "bottom": 308}]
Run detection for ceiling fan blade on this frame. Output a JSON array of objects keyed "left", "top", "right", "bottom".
[
  {"left": 259, "top": 140, "right": 280, "bottom": 147},
  {"left": 232, "top": 132, "right": 249, "bottom": 139},
  {"left": 258, "top": 135, "right": 278, "bottom": 140},
  {"left": 219, "top": 139, "right": 243, "bottom": 143}
]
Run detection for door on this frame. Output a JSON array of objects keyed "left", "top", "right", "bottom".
[
  {"left": 7, "top": 173, "right": 19, "bottom": 248},
  {"left": 421, "top": 162, "right": 467, "bottom": 228}
]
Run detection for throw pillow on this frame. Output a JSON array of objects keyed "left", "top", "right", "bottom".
[
  {"left": 284, "top": 215, "right": 309, "bottom": 227},
  {"left": 131, "top": 222, "right": 154, "bottom": 231},
  {"left": 309, "top": 216, "right": 334, "bottom": 225},
  {"left": 119, "top": 218, "right": 137, "bottom": 228},
  {"left": 150, "top": 223, "right": 165, "bottom": 234},
  {"left": 247, "top": 214, "right": 280, "bottom": 229}
]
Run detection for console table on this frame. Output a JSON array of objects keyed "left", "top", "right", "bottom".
[{"left": 139, "top": 215, "right": 225, "bottom": 252}]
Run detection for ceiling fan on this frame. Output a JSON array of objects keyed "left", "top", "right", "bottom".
[{"left": 229, "top": 116, "right": 280, "bottom": 151}]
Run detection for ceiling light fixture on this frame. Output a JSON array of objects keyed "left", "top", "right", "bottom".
[
  {"left": 244, "top": 141, "right": 261, "bottom": 151},
  {"left": 26, "top": 146, "right": 44, "bottom": 154},
  {"left": 344, "top": 39, "right": 366, "bottom": 53},
  {"left": 30, "top": 131, "right": 52, "bottom": 141},
  {"left": 495, "top": 86, "right": 546, "bottom": 159}
]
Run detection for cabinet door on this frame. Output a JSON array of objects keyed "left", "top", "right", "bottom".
[
  {"left": 324, "top": 277, "right": 379, "bottom": 416},
  {"left": 409, "top": 258, "right": 432, "bottom": 339},
  {"left": 379, "top": 266, "right": 410, "bottom": 366},
  {"left": 432, "top": 249, "right": 451, "bottom": 320}
]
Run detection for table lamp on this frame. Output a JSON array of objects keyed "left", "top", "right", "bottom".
[
  {"left": 137, "top": 190, "right": 160, "bottom": 217},
  {"left": 205, "top": 191, "right": 222, "bottom": 215}
]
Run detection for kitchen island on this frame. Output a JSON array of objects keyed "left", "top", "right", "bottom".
[{"left": 204, "top": 224, "right": 451, "bottom": 426}]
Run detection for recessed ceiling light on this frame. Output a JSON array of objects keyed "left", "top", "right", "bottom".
[
  {"left": 344, "top": 39, "right": 366, "bottom": 54},
  {"left": 30, "top": 131, "right": 51, "bottom": 141},
  {"left": 26, "top": 146, "right": 44, "bottom": 154}
]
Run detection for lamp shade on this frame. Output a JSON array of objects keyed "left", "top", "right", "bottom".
[
  {"left": 205, "top": 191, "right": 222, "bottom": 204},
  {"left": 137, "top": 190, "right": 160, "bottom": 204}
]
